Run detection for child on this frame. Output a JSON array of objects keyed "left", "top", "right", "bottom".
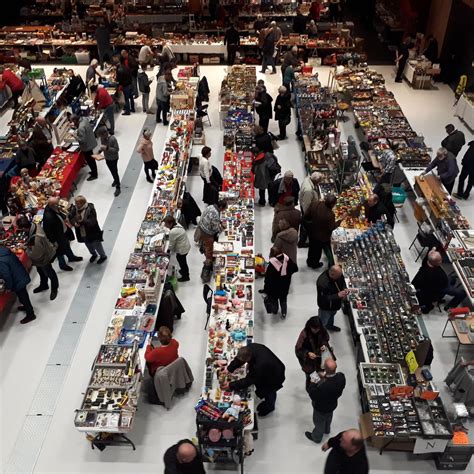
[
  {"left": 137, "top": 128, "right": 158, "bottom": 183},
  {"left": 137, "top": 67, "right": 153, "bottom": 113}
]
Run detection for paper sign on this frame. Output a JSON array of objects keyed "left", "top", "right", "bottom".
[
  {"left": 405, "top": 350, "right": 419, "bottom": 374},
  {"left": 414, "top": 437, "right": 448, "bottom": 454}
]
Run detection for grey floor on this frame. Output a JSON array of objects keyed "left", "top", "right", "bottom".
[{"left": 0, "top": 64, "right": 472, "bottom": 473}]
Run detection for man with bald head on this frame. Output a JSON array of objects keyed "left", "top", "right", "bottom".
[
  {"left": 322, "top": 428, "right": 369, "bottom": 474},
  {"left": 364, "top": 193, "right": 393, "bottom": 227},
  {"left": 305, "top": 358, "right": 346, "bottom": 444},
  {"left": 43, "top": 197, "right": 83, "bottom": 272},
  {"left": 163, "top": 439, "right": 205, "bottom": 473},
  {"left": 412, "top": 249, "right": 466, "bottom": 313},
  {"left": 316, "top": 265, "right": 348, "bottom": 331}
]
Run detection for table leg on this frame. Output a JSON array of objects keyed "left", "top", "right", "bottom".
[{"left": 454, "top": 342, "right": 461, "bottom": 364}]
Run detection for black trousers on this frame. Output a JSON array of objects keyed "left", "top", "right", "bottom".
[
  {"left": 11, "top": 89, "right": 23, "bottom": 108},
  {"left": 37, "top": 263, "right": 59, "bottom": 290},
  {"left": 442, "top": 178, "right": 455, "bottom": 195},
  {"left": 395, "top": 58, "right": 407, "bottom": 81},
  {"left": 307, "top": 238, "right": 333, "bottom": 267},
  {"left": 457, "top": 166, "right": 474, "bottom": 197},
  {"left": 84, "top": 150, "right": 98, "bottom": 178},
  {"left": 16, "top": 287, "right": 35, "bottom": 316},
  {"left": 106, "top": 159, "right": 120, "bottom": 187},
  {"left": 258, "top": 188, "right": 267, "bottom": 204},
  {"left": 227, "top": 44, "right": 238, "bottom": 65},
  {"left": 278, "top": 119, "right": 288, "bottom": 139},
  {"left": 176, "top": 253, "right": 189, "bottom": 278},
  {"left": 259, "top": 116, "right": 270, "bottom": 133},
  {"left": 156, "top": 99, "right": 170, "bottom": 123},
  {"left": 144, "top": 160, "right": 158, "bottom": 179}
]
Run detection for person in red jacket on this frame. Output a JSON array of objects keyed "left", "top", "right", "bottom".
[
  {"left": 0, "top": 67, "right": 25, "bottom": 108},
  {"left": 90, "top": 84, "right": 115, "bottom": 134},
  {"left": 145, "top": 326, "right": 179, "bottom": 376}
]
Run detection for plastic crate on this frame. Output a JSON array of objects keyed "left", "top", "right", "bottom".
[{"left": 392, "top": 186, "right": 407, "bottom": 205}]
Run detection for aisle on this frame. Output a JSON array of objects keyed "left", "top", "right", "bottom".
[{"left": 1, "top": 64, "right": 472, "bottom": 474}]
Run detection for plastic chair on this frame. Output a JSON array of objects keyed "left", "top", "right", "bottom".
[{"left": 203, "top": 284, "right": 213, "bottom": 330}]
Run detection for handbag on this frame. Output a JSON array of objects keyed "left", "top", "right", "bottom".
[
  {"left": 263, "top": 294, "right": 278, "bottom": 314},
  {"left": 268, "top": 156, "right": 281, "bottom": 178}
]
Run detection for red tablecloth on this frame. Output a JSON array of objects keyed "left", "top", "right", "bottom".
[{"left": 0, "top": 251, "right": 31, "bottom": 312}]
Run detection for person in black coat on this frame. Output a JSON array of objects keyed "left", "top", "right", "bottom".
[
  {"left": 305, "top": 358, "right": 346, "bottom": 443},
  {"left": 441, "top": 124, "right": 465, "bottom": 157},
  {"left": 261, "top": 246, "right": 298, "bottom": 318},
  {"left": 30, "top": 117, "right": 54, "bottom": 168},
  {"left": 395, "top": 38, "right": 413, "bottom": 82},
  {"left": 269, "top": 171, "right": 300, "bottom": 207},
  {"left": 364, "top": 193, "right": 394, "bottom": 227},
  {"left": 114, "top": 55, "right": 135, "bottom": 115},
  {"left": 423, "top": 34, "right": 438, "bottom": 63},
  {"left": 42, "top": 197, "right": 83, "bottom": 271},
  {"left": 274, "top": 86, "right": 291, "bottom": 139},
  {"left": 224, "top": 23, "right": 240, "bottom": 66},
  {"left": 255, "top": 126, "right": 274, "bottom": 153},
  {"left": 293, "top": 9, "right": 307, "bottom": 34},
  {"left": 317, "top": 265, "right": 348, "bottom": 332},
  {"left": 15, "top": 140, "right": 37, "bottom": 173},
  {"left": 225, "top": 342, "right": 286, "bottom": 417},
  {"left": 454, "top": 141, "right": 474, "bottom": 200},
  {"left": 68, "top": 195, "right": 107, "bottom": 264},
  {"left": 254, "top": 85, "right": 273, "bottom": 132},
  {"left": 163, "top": 439, "right": 206, "bottom": 474}
]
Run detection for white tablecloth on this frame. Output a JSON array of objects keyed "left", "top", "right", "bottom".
[{"left": 455, "top": 94, "right": 474, "bottom": 130}]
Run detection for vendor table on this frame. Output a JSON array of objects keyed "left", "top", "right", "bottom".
[
  {"left": 455, "top": 93, "right": 474, "bottom": 131},
  {"left": 442, "top": 314, "right": 474, "bottom": 363},
  {"left": 0, "top": 156, "right": 16, "bottom": 174}
]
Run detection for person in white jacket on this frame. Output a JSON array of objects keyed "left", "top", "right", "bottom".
[{"left": 165, "top": 215, "right": 191, "bottom": 282}]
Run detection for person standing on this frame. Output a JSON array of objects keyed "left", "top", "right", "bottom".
[
  {"left": 281, "top": 46, "right": 300, "bottom": 83},
  {"left": 283, "top": 64, "right": 297, "bottom": 92},
  {"left": 15, "top": 140, "right": 37, "bottom": 173},
  {"left": 71, "top": 114, "right": 98, "bottom": 181},
  {"left": 91, "top": 84, "right": 115, "bottom": 135},
  {"left": 137, "top": 128, "right": 158, "bottom": 183},
  {"left": 329, "top": 0, "right": 342, "bottom": 22},
  {"left": 305, "top": 358, "right": 346, "bottom": 444},
  {"left": 441, "top": 124, "right": 466, "bottom": 157},
  {"left": 420, "top": 147, "right": 459, "bottom": 194},
  {"left": 377, "top": 146, "right": 398, "bottom": 184},
  {"left": 0, "top": 67, "right": 25, "bottom": 108},
  {"left": 364, "top": 193, "right": 394, "bottom": 227},
  {"left": 299, "top": 172, "right": 323, "bottom": 247},
  {"left": 272, "top": 196, "right": 301, "bottom": 241},
  {"left": 199, "top": 146, "right": 221, "bottom": 205},
  {"left": 121, "top": 49, "right": 139, "bottom": 99},
  {"left": 31, "top": 117, "right": 54, "bottom": 168},
  {"left": 85, "top": 59, "right": 102, "bottom": 85},
  {"left": 322, "top": 429, "right": 369, "bottom": 474},
  {"left": 261, "top": 245, "right": 298, "bottom": 319},
  {"left": 68, "top": 195, "right": 107, "bottom": 264},
  {"left": 163, "top": 440, "right": 206, "bottom": 474},
  {"left": 255, "top": 125, "right": 274, "bottom": 153},
  {"left": 274, "top": 219, "right": 298, "bottom": 265},
  {"left": 97, "top": 127, "right": 121, "bottom": 197},
  {"left": 293, "top": 9, "right": 307, "bottom": 34},
  {"left": 254, "top": 85, "right": 273, "bottom": 132},
  {"left": 95, "top": 17, "right": 113, "bottom": 67},
  {"left": 145, "top": 326, "right": 179, "bottom": 376},
  {"left": 138, "top": 42, "right": 154, "bottom": 69},
  {"left": 260, "top": 24, "right": 279, "bottom": 74},
  {"left": 224, "top": 23, "right": 240, "bottom": 66},
  {"left": 395, "top": 37, "right": 413, "bottom": 83},
  {"left": 164, "top": 215, "right": 191, "bottom": 282},
  {"left": 42, "top": 197, "right": 83, "bottom": 272},
  {"left": 156, "top": 70, "right": 172, "bottom": 125},
  {"left": 115, "top": 55, "right": 135, "bottom": 115},
  {"left": 16, "top": 216, "right": 59, "bottom": 301},
  {"left": 316, "top": 265, "right": 348, "bottom": 332},
  {"left": 454, "top": 141, "right": 474, "bottom": 200},
  {"left": 295, "top": 316, "right": 330, "bottom": 383},
  {"left": 269, "top": 171, "right": 300, "bottom": 208},
  {"left": 274, "top": 86, "right": 291, "bottom": 140},
  {"left": 252, "top": 149, "right": 278, "bottom": 206},
  {"left": 137, "top": 67, "right": 153, "bottom": 113},
  {"left": 225, "top": 343, "right": 286, "bottom": 417},
  {"left": 305, "top": 194, "right": 341, "bottom": 268},
  {"left": 0, "top": 246, "right": 36, "bottom": 324}
]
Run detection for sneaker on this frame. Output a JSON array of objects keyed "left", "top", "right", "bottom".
[
  {"left": 60, "top": 265, "right": 73, "bottom": 271},
  {"left": 69, "top": 256, "right": 83, "bottom": 262},
  {"left": 281, "top": 312, "right": 287, "bottom": 319},
  {"left": 87, "top": 175, "right": 98, "bottom": 181},
  {"left": 97, "top": 256, "right": 108, "bottom": 264},
  {"left": 178, "top": 276, "right": 190, "bottom": 282},
  {"left": 33, "top": 285, "right": 48, "bottom": 294},
  {"left": 305, "top": 432, "right": 320, "bottom": 444},
  {"left": 89, "top": 255, "right": 97, "bottom": 263},
  {"left": 114, "top": 187, "right": 121, "bottom": 197},
  {"left": 327, "top": 325, "right": 341, "bottom": 332},
  {"left": 20, "top": 314, "right": 36, "bottom": 324},
  {"left": 50, "top": 289, "right": 58, "bottom": 301}
]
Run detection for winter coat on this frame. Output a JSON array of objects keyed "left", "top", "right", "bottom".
[
  {"left": 269, "top": 177, "right": 300, "bottom": 207},
  {"left": 316, "top": 269, "right": 347, "bottom": 311},
  {"left": 31, "top": 124, "right": 54, "bottom": 166},
  {"left": 272, "top": 204, "right": 302, "bottom": 239},
  {"left": 26, "top": 224, "right": 57, "bottom": 267},
  {"left": 262, "top": 29, "right": 277, "bottom": 55},
  {"left": 460, "top": 141, "right": 474, "bottom": 175},
  {"left": 252, "top": 152, "right": 274, "bottom": 190},
  {"left": 424, "top": 153, "right": 459, "bottom": 184},
  {"left": 308, "top": 372, "right": 346, "bottom": 413},
  {"left": 198, "top": 204, "right": 221, "bottom": 236},
  {"left": 137, "top": 137, "right": 154, "bottom": 162},
  {"left": 299, "top": 175, "right": 321, "bottom": 214},
  {"left": 15, "top": 147, "right": 37, "bottom": 169},
  {"left": 263, "top": 253, "right": 298, "bottom": 298},
  {"left": 168, "top": 223, "right": 191, "bottom": 255},
  {"left": 274, "top": 227, "right": 298, "bottom": 264},
  {"left": 156, "top": 75, "right": 171, "bottom": 102},
  {"left": 305, "top": 200, "right": 337, "bottom": 242},
  {"left": 42, "top": 205, "right": 69, "bottom": 253},
  {"left": 228, "top": 342, "right": 286, "bottom": 398},
  {"left": 0, "top": 246, "right": 30, "bottom": 292},
  {"left": 274, "top": 93, "right": 291, "bottom": 122},
  {"left": 441, "top": 130, "right": 466, "bottom": 157},
  {"left": 137, "top": 70, "right": 152, "bottom": 94},
  {"left": 99, "top": 134, "right": 119, "bottom": 161},
  {"left": 164, "top": 439, "right": 205, "bottom": 474},
  {"left": 283, "top": 66, "right": 296, "bottom": 86},
  {"left": 295, "top": 327, "right": 330, "bottom": 373},
  {"left": 281, "top": 50, "right": 300, "bottom": 74},
  {"left": 255, "top": 132, "right": 274, "bottom": 153},
  {"left": 255, "top": 91, "right": 273, "bottom": 120},
  {"left": 116, "top": 63, "right": 132, "bottom": 87},
  {"left": 76, "top": 117, "right": 97, "bottom": 153},
  {"left": 68, "top": 203, "right": 103, "bottom": 243}
]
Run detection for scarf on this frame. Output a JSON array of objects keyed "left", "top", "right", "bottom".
[
  {"left": 75, "top": 201, "right": 89, "bottom": 239},
  {"left": 269, "top": 253, "right": 289, "bottom": 276}
]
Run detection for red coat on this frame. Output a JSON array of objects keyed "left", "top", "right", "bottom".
[
  {"left": 94, "top": 87, "right": 113, "bottom": 109},
  {"left": 2, "top": 69, "right": 24, "bottom": 92}
]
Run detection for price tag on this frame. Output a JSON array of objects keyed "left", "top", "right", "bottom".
[{"left": 405, "top": 350, "right": 418, "bottom": 374}]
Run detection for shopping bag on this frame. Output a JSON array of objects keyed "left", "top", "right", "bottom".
[{"left": 263, "top": 294, "right": 278, "bottom": 314}]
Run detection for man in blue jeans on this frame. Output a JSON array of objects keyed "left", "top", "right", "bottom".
[
  {"left": 224, "top": 343, "right": 286, "bottom": 417},
  {"left": 316, "top": 265, "right": 348, "bottom": 332}
]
